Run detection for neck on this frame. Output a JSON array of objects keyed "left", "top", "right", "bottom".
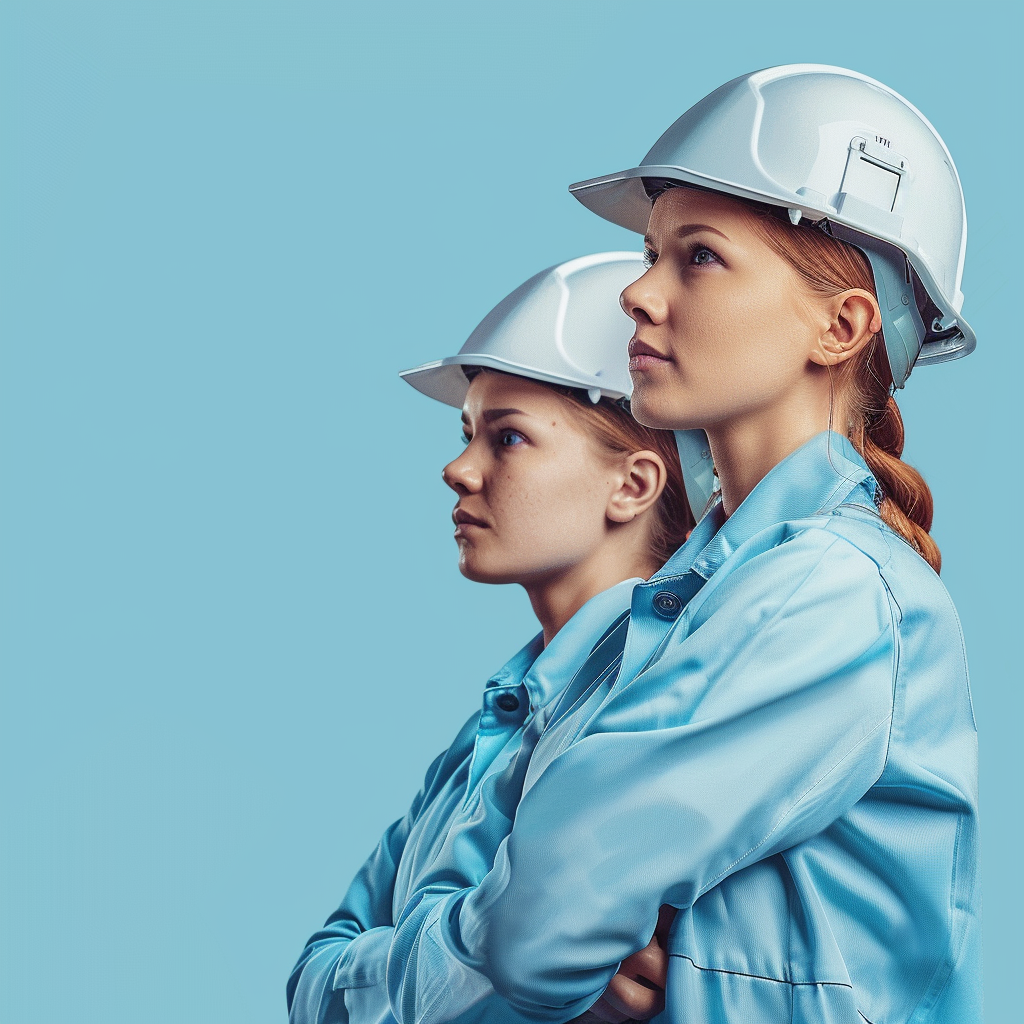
[
  {"left": 708, "top": 376, "right": 843, "bottom": 516},
  {"left": 523, "top": 543, "right": 657, "bottom": 646}
]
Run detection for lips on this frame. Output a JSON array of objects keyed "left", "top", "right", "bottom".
[
  {"left": 453, "top": 507, "right": 488, "bottom": 528},
  {"left": 628, "top": 337, "right": 671, "bottom": 361},
  {"left": 628, "top": 336, "right": 672, "bottom": 372}
]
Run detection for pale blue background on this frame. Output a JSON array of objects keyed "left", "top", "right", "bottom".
[{"left": 1, "top": 2, "right": 1019, "bottom": 1021}]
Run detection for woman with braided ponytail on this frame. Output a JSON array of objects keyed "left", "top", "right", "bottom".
[
  {"left": 384, "top": 67, "right": 979, "bottom": 1024},
  {"left": 749, "top": 210, "right": 942, "bottom": 571}
]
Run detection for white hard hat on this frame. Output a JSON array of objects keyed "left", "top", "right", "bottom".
[
  {"left": 400, "top": 252, "right": 644, "bottom": 408},
  {"left": 569, "top": 64, "right": 974, "bottom": 390},
  {"left": 401, "top": 251, "right": 717, "bottom": 521}
]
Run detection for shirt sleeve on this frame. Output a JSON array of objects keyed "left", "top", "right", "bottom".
[
  {"left": 387, "top": 531, "right": 898, "bottom": 1023},
  {"left": 288, "top": 718, "right": 476, "bottom": 1024}
]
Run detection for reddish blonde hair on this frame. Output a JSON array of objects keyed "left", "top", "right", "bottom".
[
  {"left": 748, "top": 210, "right": 941, "bottom": 572},
  {"left": 555, "top": 388, "right": 694, "bottom": 567}
]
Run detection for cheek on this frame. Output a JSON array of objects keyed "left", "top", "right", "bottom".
[
  {"left": 509, "top": 468, "right": 607, "bottom": 546},
  {"left": 636, "top": 274, "right": 815, "bottom": 425},
  {"left": 478, "top": 460, "right": 611, "bottom": 572}
]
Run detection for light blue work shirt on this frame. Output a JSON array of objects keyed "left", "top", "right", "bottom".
[
  {"left": 386, "top": 432, "right": 981, "bottom": 1024},
  {"left": 286, "top": 578, "right": 638, "bottom": 1024}
]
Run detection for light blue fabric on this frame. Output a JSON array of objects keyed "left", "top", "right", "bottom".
[
  {"left": 385, "top": 432, "right": 981, "bottom": 1024},
  {"left": 286, "top": 579, "right": 639, "bottom": 1024}
]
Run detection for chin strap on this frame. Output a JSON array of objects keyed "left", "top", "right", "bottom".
[{"left": 674, "top": 429, "right": 716, "bottom": 521}]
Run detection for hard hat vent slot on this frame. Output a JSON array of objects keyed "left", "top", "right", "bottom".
[{"left": 841, "top": 137, "right": 905, "bottom": 213}]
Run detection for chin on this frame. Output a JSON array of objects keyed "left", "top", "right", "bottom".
[
  {"left": 630, "top": 387, "right": 683, "bottom": 431},
  {"left": 631, "top": 381, "right": 707, "bottom": 432},
  {"left": 458, "top": 555, "right": 516, "bottom": 586}
]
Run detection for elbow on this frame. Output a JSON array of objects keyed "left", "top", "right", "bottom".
[{"left": 483, "top": 926, "right": 589, "bottom": 1022}]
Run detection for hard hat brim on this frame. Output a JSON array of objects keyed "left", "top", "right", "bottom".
[
  {"left": 400, "top": 354, "right": 631, "bottom": 410},
  {"left": 569, "top": 167, "right": 976, "bottom": 367},
  {"left": 569, "top": 165, "right": 826, "bottom": 235}
]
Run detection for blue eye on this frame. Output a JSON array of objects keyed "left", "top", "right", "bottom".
[
  {"left": 643, "top": 246, "right": 658, "bottom": 269},
  {"left": 499, "top": 429, "right": 526, "bottom": 448},
  {"left": 460, "top": 432, "right": 471, "bottom": 446},
  {"left": 691, "top": 245, "right": 720, "bottom": 267}
]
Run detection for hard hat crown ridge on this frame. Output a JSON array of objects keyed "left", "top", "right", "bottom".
[{"left": 569, "top": 64, "right": 974, "bottom": 387}]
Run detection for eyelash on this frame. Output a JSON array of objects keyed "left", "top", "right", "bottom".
[
  {"left": 644, "top": 243, "right": 722, "bottom": 271},
  {"left": 460, "top": 428, "right": 527, "bottom": 448}
]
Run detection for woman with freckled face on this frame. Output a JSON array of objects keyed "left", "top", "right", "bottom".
[
  {"left": 287, "top": 253, "right": 694, "bottom": 1024},
  {"left": 447, "top": 370, "right": 664, "bottom": 644},
  {"left": 385, "top": 66, "right": 980, "bottom": 1024}
]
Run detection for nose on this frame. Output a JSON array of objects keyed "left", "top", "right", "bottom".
[
  {"left": 442, "top": 449, "right": 483, "bottom": 494},
  {"left": 620, "top": 269, "right": 667, "bottom": 326}
]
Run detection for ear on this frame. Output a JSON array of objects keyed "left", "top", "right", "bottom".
[
  {"left": 809, "top": 289, "right": 882, "bottom": 367},
  {"left": 606, "top": 451, "right": 667, "bottom": 524}
]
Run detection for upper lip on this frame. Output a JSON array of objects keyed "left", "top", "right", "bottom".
[
  {"left": 628, "top": 336, "right": 671, "bottom": 360},
  {"left": 453, "top": 507, "right": 488, "bottom": 527}
]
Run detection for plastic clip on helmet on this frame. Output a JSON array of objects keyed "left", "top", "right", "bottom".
[
  {"left": 401, "top": 252, "right": 713, "bottom": 521},
  {"left": 569, "top": 64, "right": 974, "bottom": 510}
]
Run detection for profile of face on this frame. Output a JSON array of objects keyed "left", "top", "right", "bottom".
[
  {"left": 621, "top": 188, "right": 875, "bottom": 434},
  {"left": 442, "top": 371, "right": 662, "bottom": 587}
]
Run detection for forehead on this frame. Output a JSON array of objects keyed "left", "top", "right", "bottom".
[
  {"left": 646, "top": 186, "right": 756, "bottom": 238},
  {"left": 461, "top": 370, "right": 565, "bottom": 418}
]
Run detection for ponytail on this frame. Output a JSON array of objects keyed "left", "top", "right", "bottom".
[
  {"left": 857, "top": 392, "right": 941, "bottom": 573},
  {"left": 748, "top": 209, "right": 942, "bottom": 573}
]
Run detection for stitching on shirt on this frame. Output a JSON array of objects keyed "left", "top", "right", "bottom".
[
  {"left": 878, "top": 575, "right": 900, "bottom": 771},
  {"left": 700, "top": 713, "right": 893, "bottom": 893},
  {"left": 669, "top": 954, "right": 853, "bottom": 989},
  {"left": 906, "top": 811, "right": 971, "bottom": 1021},
  {"left": 672, "top": 956, "right": 877, "bottom": 1024},
  {"left": 684, "top": 534, "right": 888, "bottom": 705},
  {"left": 813, "top": 471, "right": 863, "bottom": 516},
  {"left": 628, "top": 534, "right": 894, "bottom": 896},
  {"left": 544, "top": 616, "right": 629, "bottom": 728},
  {"left": 546, "top": 654, "right": 625, "bottom": 759},
  {"left": 633, "top": 533, "right": 842, "bottom": 689},
  {"left": 818, "top": 512, "right": 896, "bottom": 580}
]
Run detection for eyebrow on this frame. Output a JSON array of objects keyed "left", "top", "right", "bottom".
[
  {"left": 645, "top": 223, "right": 731, "bottom": 247},
  {"left": 461, "top": 407, "right": 530, "bottom": 426},
  {"left": 483, "top": 407, "right": 527, "bottom": 423}
]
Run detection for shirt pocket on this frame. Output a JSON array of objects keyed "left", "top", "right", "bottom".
[{"left": 667, "top": 856, "right": 865, "bottom": 1023}]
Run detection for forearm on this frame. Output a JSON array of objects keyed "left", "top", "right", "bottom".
[
  {"left": 388, "top": 538, "right": 896, "bottom": 1021},
  {"left": 291, "top": 921, "right": 402, "bottom": 1024},
  {"left": 389, "top": 887, "right": 584, "bottom": 1024}
]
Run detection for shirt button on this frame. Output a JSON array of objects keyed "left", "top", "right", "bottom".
[
  {"left": 652, "top": 590, "right": 682, "bottom": 618},
  {"left": 496, "top": 693, "right": 520, "bottom": 712}
]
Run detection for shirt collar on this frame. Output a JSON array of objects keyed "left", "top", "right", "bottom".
[
  {"left": 486, "top": 577, "right": 639, "bottom": 710},
  {"left": 653, "top": 431, "right": 877, "bottom": 583}
]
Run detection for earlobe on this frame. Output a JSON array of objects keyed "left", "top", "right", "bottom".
[
  {"left": 810, "top": 290, "right": 880, "bottom": 367},
  {"left": 607, "top": 452, "right": 667, "bottom": 524}
]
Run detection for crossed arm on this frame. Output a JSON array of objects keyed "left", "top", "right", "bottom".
[
  {"left": 386, "top": 534, "right": 896, "bottom": 1023},
  {"left": 288, "top": 730, "right": 671, "bottom": 1023}
]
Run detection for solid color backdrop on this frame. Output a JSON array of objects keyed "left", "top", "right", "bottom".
[{"left": 1, "top": 2, "right": 1019, "bottom": 1021}]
